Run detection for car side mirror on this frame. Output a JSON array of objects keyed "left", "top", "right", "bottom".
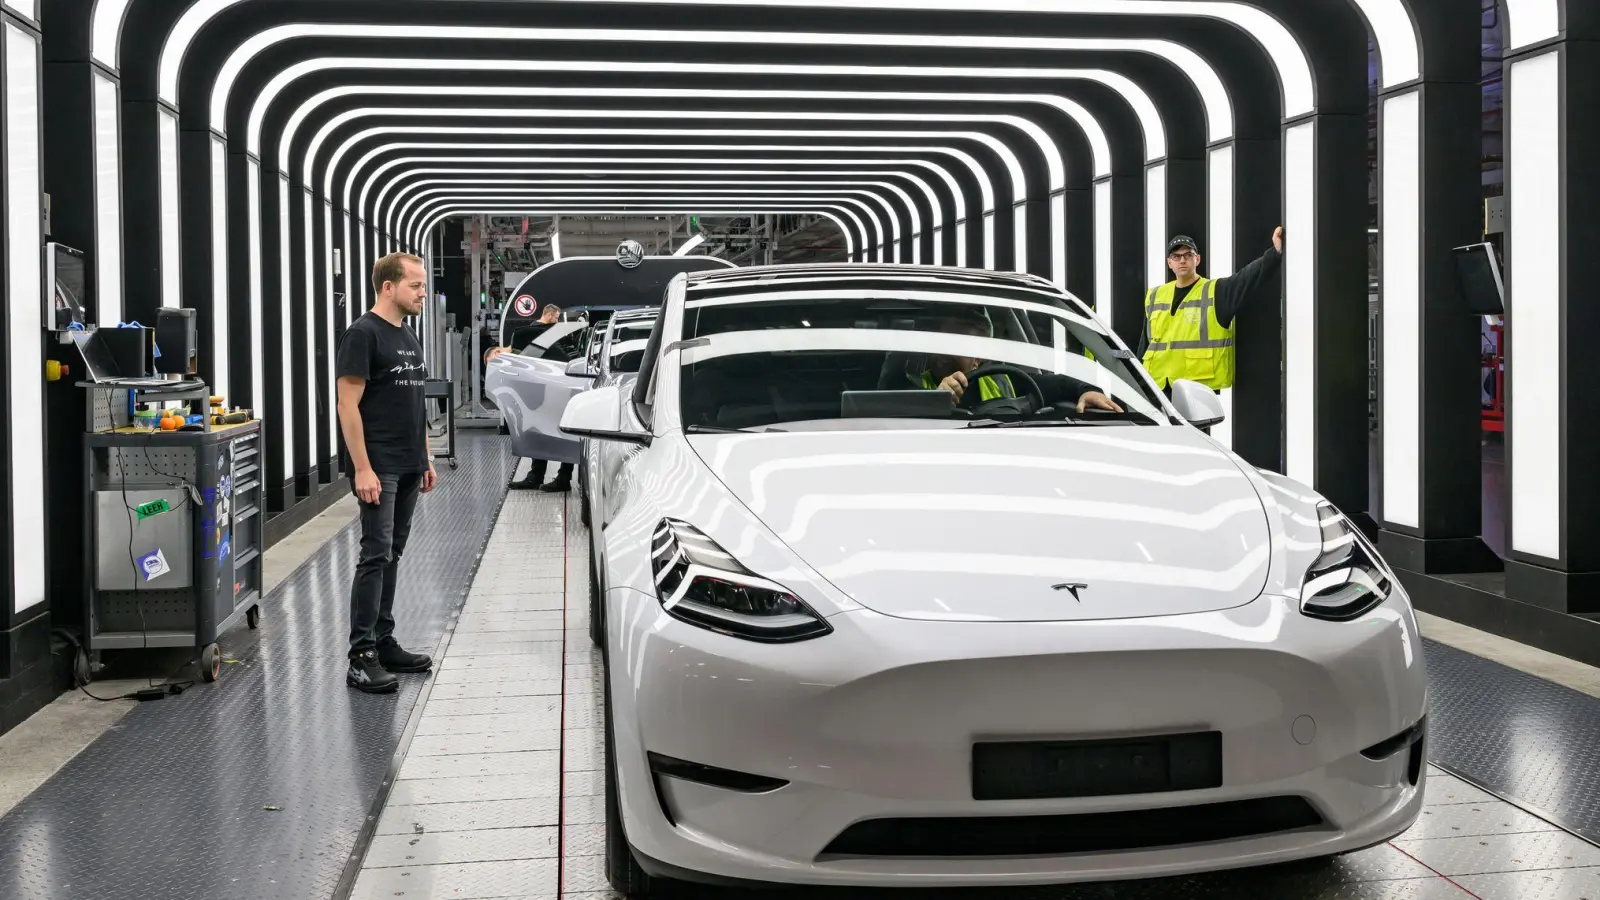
[
  {"left": 560, "top": 385, "right": 650, "bottom": 444},
  {"left": 564, "top": 359, "right": 597, "bottom": 379},
  {"left": 1168, "top": 379, "right": 1225, "bottom": 428}
]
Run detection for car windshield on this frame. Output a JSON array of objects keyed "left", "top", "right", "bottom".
[
  {"left": 675, "top": 285, "right": 1170, "bottom": 431},
  {"left": 609, "top": 318, "right": 656, "bottom": 374}
]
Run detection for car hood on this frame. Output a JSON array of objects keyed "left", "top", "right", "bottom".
[{"left": 687, "top": 427, "right": 1272, "bottom": 622}]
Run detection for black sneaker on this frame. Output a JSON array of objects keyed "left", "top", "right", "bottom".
[
  {"left": 539, "top": 479, "right": 571, "bottom": 493},
  {"left": 378, "top": 638, "right": 433, "bottom": 673},
  {"left": 347, "top": 650, "right": 399, "bottom": 693}
]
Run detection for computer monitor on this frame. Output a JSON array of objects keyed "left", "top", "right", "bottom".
[
  {"left": 46, "top": 243, "right": 87, "bottom": 330},
  {"left": 1451, "top": 242, "right": 1505, "bottom": 316}
]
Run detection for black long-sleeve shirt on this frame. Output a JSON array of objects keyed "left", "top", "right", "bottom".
[{"left": 1135, "top": 246, "right": 1283, "bottom": 359}]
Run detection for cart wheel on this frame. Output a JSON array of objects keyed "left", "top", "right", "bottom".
[
  {"left": 449, "top": 459, "right": 459, "bottom": 469},
  {"left": 246, "top": 605, "right": 261, "bottom": 630},
  {"left": 200, "top": 643, "right": 222, "bottom": 682},
  {"left": 73, "top": 648, "right": 93, "bottom": 686}
]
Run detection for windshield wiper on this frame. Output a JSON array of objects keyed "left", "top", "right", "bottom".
[
  {"left": 966, "top": 418, "right": 1117, "bottom": 429},
  {"left": 965, "top": 410, "right": 1154, "bottom": 429}
]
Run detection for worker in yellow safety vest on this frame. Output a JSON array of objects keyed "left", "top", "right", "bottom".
[
  {"left": 1138, "top": 228, "right": 1284, "bottom": 392},
  {"left": 912, "top": 310, "right": 1122, "bottom": 413}
]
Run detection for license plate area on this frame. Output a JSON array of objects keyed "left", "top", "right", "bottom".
[{"left": 972, "top": 731, "right": 1222, "bottom": 800}]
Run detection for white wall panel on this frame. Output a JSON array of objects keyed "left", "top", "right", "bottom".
[
  {"left": 5, "top": 22, "right": 44, "bottom": 614},
  {"left": 210, "top": 137, "right": 230, "bottom": 399},
  {"left": 1283, "top": 121, "right": 1317, "bottom": 489},
  {"left": 92, "top": 73, "right": 123, "bottom": 324},
  {"left": 278, "top": 176, "right": 295, "bottom": 466},
  {"left": 1507, "top": 51, "right": 1562, "bottom": 561},
  {"left": 158, "top": 108, "right": 181, "bottom": 308},
  {"left": 1380, "top": 90, "right": 1421, "bottom": 528},
  {"left": 1206, "top": 144, "right": 1234, "bottom": 449}
]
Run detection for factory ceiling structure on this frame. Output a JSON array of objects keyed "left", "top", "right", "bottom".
[{"left": 1, "top": 0, "right": 1597, "bottom": 692}]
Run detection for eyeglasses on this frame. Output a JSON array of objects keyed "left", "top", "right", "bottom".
[{"left": 1168, "top": 251, "right": 1198, "bottom": 261}]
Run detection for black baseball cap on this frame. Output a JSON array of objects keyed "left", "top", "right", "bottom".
[{"left": 1166, "top": 235, "right": 1200, "bottom": 255}]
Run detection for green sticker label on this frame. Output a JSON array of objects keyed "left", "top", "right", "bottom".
[{"left": 135, "top": 499, "right": 172, "bottom": 520}]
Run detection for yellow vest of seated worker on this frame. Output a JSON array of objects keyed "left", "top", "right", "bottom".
[{"left": 917, "top": 370, "right": 1015, "bottom": 401}]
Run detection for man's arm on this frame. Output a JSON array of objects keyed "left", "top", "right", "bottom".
[
  {"left": 337, "top": 376, "right": 372, "bottom": 472},
  {"left": 421, "top": 412, "right": 437, "bottom": 492},
  {"left": 1213, "top": 228, "right": 1285, "bottom": 327},
  {"left": 338, "top": 376, "right": 382, "bottom": 504}
]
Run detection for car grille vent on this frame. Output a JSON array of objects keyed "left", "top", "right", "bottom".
[{"left": 818, "top": 796, "right": 1325, "bottom": 859}]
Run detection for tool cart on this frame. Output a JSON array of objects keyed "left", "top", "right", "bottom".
[{"left": 80, "top": 384, "right": 266, "bottom": 683}]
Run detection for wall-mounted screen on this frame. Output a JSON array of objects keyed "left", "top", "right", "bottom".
[
  {"left": 47, "top": 242, "right": 88, "bottom": 330},
  {"left": 1452, "top": 242, "right": 1505, "bottom": 316}
]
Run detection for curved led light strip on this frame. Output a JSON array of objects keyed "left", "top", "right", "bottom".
[
  {"left": 382, "top": 172, "right": 930, "bottom": 259},
  {"left": 399, "top": 187, "right": 898, "bottom": 259},
  {"left": 368, "top": 161, "right": 945, "bottom": 241},
  {"left": 307, "top": 108, "right": 1031, "bottom": 219},
  {"left": 345, "top": 140, "right": 970, "bottom": 228},
  {"left": 90, "top": 0, "right": 132, "bottom": 69},
  {"left": 519, "top": 2, "right": 1316, "bottom": 107},
  {"left": 214, "top": 24, "right": 1224, "bottom": 141},
  {"left": 327, "top": 126, "right": 998, "bottom": 261},
  {"left": 286, "top": 84, "right": 1081, "bottom": 187},
  {"left": 414, "top": 203, "right": 859, "bottom": 261},
  {"left": 403, "top": 193, "right": 882, "bottom": 261},
  {"left": 251, "top": 56, "right": 1166, "bottom": 158},
  {"left": 393, "top": 187, "right": 903, "bottom": 272},
  {"left": 1504, "top": 0, "right": 1561, "bottom": 53}
]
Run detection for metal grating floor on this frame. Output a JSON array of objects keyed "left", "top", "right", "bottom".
[
  {"left": 0, "top": 432, "right": 515, "bottom": 900},
  {"left": 7, "top": 433, "right": 1600, "bottom": 900}
]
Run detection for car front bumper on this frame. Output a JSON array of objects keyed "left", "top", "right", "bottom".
[{"left": 606, "top": 589, "right": 1428, "bottom": 888}]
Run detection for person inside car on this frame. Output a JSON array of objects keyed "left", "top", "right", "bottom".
[{"left": 911, "top": 311, "right": 1125, "bottom": 414}]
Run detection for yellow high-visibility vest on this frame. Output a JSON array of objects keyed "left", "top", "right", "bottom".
[
  {"left": 918, "top": 370, "right": 1013, "bottom": 401},
  {"left": 1142, "top": 278, "right": 1235, "bottom": 390}
]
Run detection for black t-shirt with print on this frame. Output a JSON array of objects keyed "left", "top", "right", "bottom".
[{"left": 336, "top": 312, "right": 429, "bottom": 474}]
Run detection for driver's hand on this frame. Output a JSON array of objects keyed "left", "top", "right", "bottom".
[
  {"left": 939, "top": 371, "right": 968, "bottom": 404},
  {"left": 1077, "top": 391, "right": 1124, "bottom": 414}
]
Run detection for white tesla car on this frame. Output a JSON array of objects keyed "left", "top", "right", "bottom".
[{"left": 554, "top": 264, "right": 1428, "bottom": 896}]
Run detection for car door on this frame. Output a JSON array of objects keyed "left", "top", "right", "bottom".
[{"left": 484, "top": 321, "right": 594, "bottom": 464}]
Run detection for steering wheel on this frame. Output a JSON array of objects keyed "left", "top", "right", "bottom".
[{"left": 958, "top": 362, "right": 1046, "bottom": 412}]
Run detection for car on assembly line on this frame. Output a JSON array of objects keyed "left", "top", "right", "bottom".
[
  {"left": 545, "top": 263, "right": 1428, "bottom": 897},
  {"left": 574, "top": 307, "right": 660, "bottom": 533},
  {"left": 485, "top": 250, "right": 734, "bottom": 467}
]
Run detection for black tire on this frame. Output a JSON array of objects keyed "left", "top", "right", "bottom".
[
  {"left": 579, "top": 463, "right": 592, "bottom": 529},
  {"left": 200, "top": 643, "right": 222, "bottom": 682},
  {"left": 246, "top": 605, "right": 261, "bottom": 630},
  {"left": 604, "top": 667, "right": 656, "bottom": 897},
  {"left": 589, "top": 550, "right": 604, "bottom": 650}
]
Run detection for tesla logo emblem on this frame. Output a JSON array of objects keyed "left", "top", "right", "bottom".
[
  {"left": 616, "top": 240, "right": 645, "bottom": 268},
  {"left": 1052, "top": 583, "right": 1089, "bottom": 601}
]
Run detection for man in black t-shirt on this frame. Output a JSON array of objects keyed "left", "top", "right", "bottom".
[{"left": 335, "top": 252, "right": 438, "bottom": 694}]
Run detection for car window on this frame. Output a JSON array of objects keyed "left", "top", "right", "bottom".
[
  {"left": 608, "top": 319, "right": 657, "bottom": 374},
  {"left": 675, "top": 289, "right": 1167, "bottom": 431},
  {"left": 541, "top": 327, "right": 590, "bottom": 363}
]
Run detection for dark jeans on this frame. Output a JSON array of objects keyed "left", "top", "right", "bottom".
[{"left": 348, "top": 471, "right": 423, "bottom": 656}]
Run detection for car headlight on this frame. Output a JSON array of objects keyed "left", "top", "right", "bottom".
[
  {"left": 1300, "top": 502, "right": 1393, "bottom": 621},
  {"left": 650, "top": 519, "right": 832, "bottom": 642}
]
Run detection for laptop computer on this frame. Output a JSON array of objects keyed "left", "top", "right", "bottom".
[{"left": 71, "top": 330, "right": 203, "bottom": 391}]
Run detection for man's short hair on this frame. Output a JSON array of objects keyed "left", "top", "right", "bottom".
[
  {"left": 372, "top": 252, "right": 424, "bottom": 296},
  {"left": 541, "top": 304, "right": 561, "bottom": 317}
]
